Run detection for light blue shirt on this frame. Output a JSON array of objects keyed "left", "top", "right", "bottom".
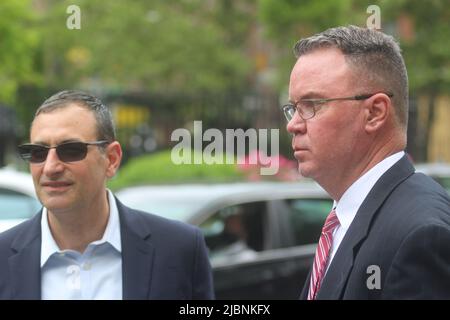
[{"left": 40, "top": 190, "right": 122, "bottom": 300}]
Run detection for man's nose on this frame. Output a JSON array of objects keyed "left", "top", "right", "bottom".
[
  {"left": 42, "top": 149, "right": 64, "bottom": 176},
  {"left": 286, "top": 112, "right": 306, "bottom": 134}
]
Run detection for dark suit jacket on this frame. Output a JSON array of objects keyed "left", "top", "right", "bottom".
[
  {"left": 300, "top": 155, "right": 450, "bottom": 299},
  {"left": 0, "top": 197, "right": 214, "bottom": 300}
]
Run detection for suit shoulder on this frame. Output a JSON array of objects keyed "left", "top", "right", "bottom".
[
  {"left": 388, "top": 172, "right": 450, "bottom": 225},
  {"left": 0, "top": 218, "right": 38, "bottom": 251},
  {"left": 401, "top": 172, "right": 450, "bottom": 205}
]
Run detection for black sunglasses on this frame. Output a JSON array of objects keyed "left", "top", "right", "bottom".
[{"left": 18, "top": 140, "right": 110, "bottom": 164}]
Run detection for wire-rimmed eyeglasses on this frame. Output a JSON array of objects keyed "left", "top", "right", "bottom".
[{"left": 282, "top": 92, "right": 394, "bottom": 121}]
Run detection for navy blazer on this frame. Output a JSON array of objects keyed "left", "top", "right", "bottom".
[
  {"left": 300, "top": 155, "right": 450, "bottom": 299},
  {"left": 0, "top": 197, "right": 214, "bottom": 300}
]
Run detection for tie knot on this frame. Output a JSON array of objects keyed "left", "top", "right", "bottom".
[{"left": 322, "top": 209, "right": 339, "bottom": 234}]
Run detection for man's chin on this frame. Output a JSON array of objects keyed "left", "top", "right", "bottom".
[
  {"left": 39, "top": 196, "right": 74, "bottom": 213},
  {"left": 297, "top": 162, "right": 315, "bottom": 179}
]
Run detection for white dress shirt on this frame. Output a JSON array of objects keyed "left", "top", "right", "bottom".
[
  {"left": 41, "top": 190, "right": 122, "bottom": 300},
  {"left": 325, "top": 151, "right": 405, "bottom": 273}
]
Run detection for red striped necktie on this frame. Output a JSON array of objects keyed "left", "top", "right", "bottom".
[{"left": 307, "top": 209, "right": 340, "bottom": 300}]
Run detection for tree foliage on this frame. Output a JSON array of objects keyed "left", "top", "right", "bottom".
[
  {"left": 38, "top": 0, "right": 253, "bottom": 95},
  {"left": 381, "top": 0, "right": 450, "bottom": 94},
  {"left": 0, "top": 0, "right": 39, "bottom": 104},
  {"left": 258, "top": 0, "right": 358, "bottom": 89},
  {"left": 380, "top": 0, "right": 450, "bottom": 160}
]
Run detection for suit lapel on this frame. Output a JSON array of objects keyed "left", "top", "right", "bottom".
[
  {"left": 316, "top": 155, "right": 415, "bottom": 299},
  {"left": 299, "top": 270, "right": 311, "bottom": 299},
  {"left": 9, "top": 213, "right": 42, "bottom": 299},
  {"left": 116, "top": 198, "right": 155, "bottom": 300}
]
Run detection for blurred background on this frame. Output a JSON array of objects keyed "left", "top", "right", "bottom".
[
  {"left": 1, "top": 0, "right": 450, "bottom": 299},
  {"left": 0, "top": 0, "right": 449, "bottom": 184}
]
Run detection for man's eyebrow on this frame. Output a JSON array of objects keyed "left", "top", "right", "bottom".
[
  {"left": 290, "top": 91, "right": 327, "bottom": 103},
  {"left": 30, "top": 138, "right": 82, "bottom": 146},
  {"left": 60, "top": 139, "right": 82, "bottom": 144},
  {"left": 30, "top": 141, "right": 49, "bottom": 146},
  {"left": 302, "top": 91, "right": 328, "bottom": 99}
]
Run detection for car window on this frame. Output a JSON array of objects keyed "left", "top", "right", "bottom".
[
  {"left": 286, "top": 198, "right": 333, "bottom": 246},
  {"left": 116, "top": 190, "right": 209, "bottom": 221},
  {"left": 200, "top": 202, "right": 266, "bottom": 260},
  {"left": 0, "top": 188, "right": 41, "bottom": 219}
]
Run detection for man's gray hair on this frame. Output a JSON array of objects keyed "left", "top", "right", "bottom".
[
  {"left": 34, "top": 90, "right": 116, "bottom": 141},
  {"left": 294, "top": 25, "right": 408, "bottom": 128}
]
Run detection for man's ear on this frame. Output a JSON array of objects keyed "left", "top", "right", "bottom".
[
  {"left": 105, "top": 141, "right": 122, "bottom": 179},
  {"left": 364, "top": 93, "right": 391, "bottom": 133}
]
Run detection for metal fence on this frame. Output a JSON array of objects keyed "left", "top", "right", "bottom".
[
  {"left": 103, "top": 91, "right": 292, "bottom": 164},
  {"left": 7, "top": 87, "right": 449, "bottom": 167}
]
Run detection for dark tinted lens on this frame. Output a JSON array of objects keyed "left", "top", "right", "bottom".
[
  {"left": 56, "top": 142, "right": 88, "bottom": 162},
  {"left": 18, "top": 145, "right": 31, "bottom": 161},
  {"left": 31, "top": 146, "right": 50, "bottom": 163},
  {"left": 18, "top": 145, "right": 50, "bottom": 163}
]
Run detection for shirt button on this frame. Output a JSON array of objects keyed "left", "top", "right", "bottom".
[{"left": 83, "top": 263, "right": 91, "bottom": 270}]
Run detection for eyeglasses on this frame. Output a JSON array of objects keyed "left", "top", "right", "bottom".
[
  {"left": 18, "top": 140, "right": 110, "bottom": 164},
  {"left": 282, "top": 92, "right": 394, "bottom": 121}
]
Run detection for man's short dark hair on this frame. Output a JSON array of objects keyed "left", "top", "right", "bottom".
[
  {"left": 34, "top": 90, "right": 116, "bottom": 141},
  {"left": 294, "top": 25, "right": 409, "bottom": 129}
]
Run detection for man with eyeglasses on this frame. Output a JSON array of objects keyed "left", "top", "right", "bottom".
[
  {"left": 284, "top": 26, "right": 450, "bottom": 299},
  {"left": 0, "top": 90, "right": 214, "bottom": 300}
]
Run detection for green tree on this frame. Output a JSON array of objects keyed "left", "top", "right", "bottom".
[
  {"left": 38, "top": 0, "right": 253, "bottom": 94},
  {"left": 258, "top": 0, "right": 359, "bottom": 90},
  {"left": 0, "top": 0, "right": 39, "bottom": 104},
  {"left": 382, "top": 0, "right": 450, "bottom": 161}
]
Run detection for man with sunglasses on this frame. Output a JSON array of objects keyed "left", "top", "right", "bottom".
[
  {"left": 284, "top": 26, "right": 450, "bottom": 299},
  {"left": 0, "top": 90, "right": 214, "bottom": 299}
]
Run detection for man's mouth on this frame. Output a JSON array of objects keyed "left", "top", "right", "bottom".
[{"left": 41, "top": 181, "right": 73, "bottom": 190}]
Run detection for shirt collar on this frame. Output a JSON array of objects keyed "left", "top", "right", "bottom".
[
  {"left": 40, "top": 189, "right": 122, "bottom": 267},
  {"left": 334, "top": 151, "right": 405, "bottom": 230}
]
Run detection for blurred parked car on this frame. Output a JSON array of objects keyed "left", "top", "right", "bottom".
[
  {"left": 0, "top": 167, "right": 41, "bottom": 233},
  {"left": 116, "top": 181, "right": 332, "bottom": 299},
  {"left": 415, "top": 162, "right": 450, "bottom": 193}
]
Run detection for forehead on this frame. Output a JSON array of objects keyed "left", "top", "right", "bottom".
[
  {"left": 289, "top": 47, "right": 353, "bottom": 98},
  {"left": 30, "top": 104, "right": 98, "bottom": 143}
]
